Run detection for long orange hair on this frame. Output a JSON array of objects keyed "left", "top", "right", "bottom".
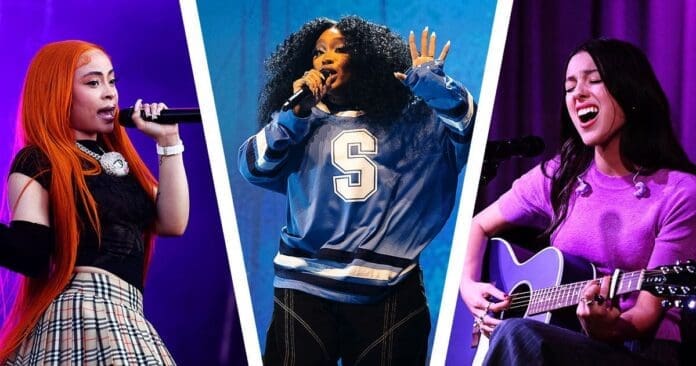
[{"left": 0, "top": 40, "right": 158, "bottom": 359}]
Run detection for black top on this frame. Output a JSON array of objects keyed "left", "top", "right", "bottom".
[{"left": 10, "top": 140, "right": 156, "bottom": 292}]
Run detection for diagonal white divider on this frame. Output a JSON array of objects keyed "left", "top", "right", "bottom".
[
  {"left": 430, "top": 1, "right": 514, "bottom": 365},
  {"left": 179, "top": 1, "right": 263, "bottom": 364}
]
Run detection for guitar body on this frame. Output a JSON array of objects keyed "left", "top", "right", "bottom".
[
  {"left": 447, "top": 239, "right": 694, "bottom": 365},
  {"left": 488, "top": 238, "right": 596, "bottom": 328},
  {"left": 446, "top": 238, "right": 597, "bottom": 365}
]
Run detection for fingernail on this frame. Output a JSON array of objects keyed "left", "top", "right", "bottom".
[
  {"left": 431, "top": 32, "right": 436, "bottom": 37},
  {"left": 446, "top": 40, "right": 451, "bottom": 46},
  {"left": 424, "top": 26, "right": 429, "bottom": 32},
  {"left": 410, "top": 30, "right": 414, "bottom": 35}
]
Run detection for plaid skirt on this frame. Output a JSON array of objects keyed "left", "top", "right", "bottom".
[{"left": 6, "top": 271, "right": 175, "bottom": 365}]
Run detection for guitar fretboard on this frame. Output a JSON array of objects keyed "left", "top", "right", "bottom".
[{"left": 526, "top": 270, "right": 644, "bottom": 315}]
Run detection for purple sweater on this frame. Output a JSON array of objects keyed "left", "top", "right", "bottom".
[{"left": 497, "top": 159, "right": 696, "bottom": 342}]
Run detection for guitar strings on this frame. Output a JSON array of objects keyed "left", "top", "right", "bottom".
[
  {"left": 502, "top": 272, "right": 645, "bottom": 303},
  {"left": 503, "top": 273, "right": 668, "bottom": 312},
  {"left": 489, "top": 270, "right": 668, "bottom": 312}
]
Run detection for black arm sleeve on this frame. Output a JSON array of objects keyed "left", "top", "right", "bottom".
[{"left": 0, "top": 221, "right": 53, "bottom": 277}]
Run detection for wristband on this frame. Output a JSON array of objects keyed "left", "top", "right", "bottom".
[{"left": 156, "top": 140, "right": 185, "bottom": 156}]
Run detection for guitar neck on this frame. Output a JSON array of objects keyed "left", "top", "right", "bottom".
[{"left": 526, "top": 270, "right": 644, "bottom": 315}]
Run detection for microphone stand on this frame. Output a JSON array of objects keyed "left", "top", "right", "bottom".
[{"left": 479, "top": 159, "right": 501, "bottom": 187}]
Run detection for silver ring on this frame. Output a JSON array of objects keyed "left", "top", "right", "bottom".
[
  {"left": 594, "top": 295, "right": 605, "bottom": 306},
  {"left": 485, "top": 301, "right": 492, "bottom": 313},
  {"left": 584, "top": 298, "right": 594, "bottom": 306}
]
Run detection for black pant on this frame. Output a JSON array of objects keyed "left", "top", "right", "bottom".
[{"left": 264, "top": 269, "right": 431, "bottom": 366}]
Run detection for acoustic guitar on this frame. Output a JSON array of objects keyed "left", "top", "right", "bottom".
[{"left": 446, "top": 238, "right": 695, "bottom": 365}]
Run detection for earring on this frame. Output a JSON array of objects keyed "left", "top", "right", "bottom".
[
  {"left": 575, "top": 165, "right": 592, "bottom": 197},
  {"left": 575, "top": 176, "right": 591, "bottom": 196},
  {"left": 633, "top": 170, "right": 648, "bottom": 198}
]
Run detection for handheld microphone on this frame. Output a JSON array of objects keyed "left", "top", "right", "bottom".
[
  {"left": 281, "top": 69, "right": 332, "bottom": 111},
  {"left": 118, "top": 108, "right": 201, "bottom": 128},
  {"left": 484, "top": 136, "right": 545, "bottom": 162}
]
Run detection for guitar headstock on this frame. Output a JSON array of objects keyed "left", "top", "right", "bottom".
[
  {"left": 660, "top": 296, "right": 696, "bottom": 311},
  {"left": 641, "top": 260, "right": 696, "bottom": 310}
]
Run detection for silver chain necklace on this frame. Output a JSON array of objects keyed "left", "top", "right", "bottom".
[{"left": 76, "top": 142, "right": 129, "bottom": 177}]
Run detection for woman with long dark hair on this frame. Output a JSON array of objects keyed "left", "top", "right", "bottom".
[
  {"left": 460, "top": 38, "right": 696, "bottom": 365},
  {"left": 240, "top": 16, "right": 476, "bottom": 364},
  {"left": 0, "top": 40, "right": 188, "bottom": 364}
]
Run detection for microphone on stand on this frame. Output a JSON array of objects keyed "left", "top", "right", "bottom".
[
  {"left": 118, "top": 108, "right": 201, "bottom": 128},
  {"left": 484, "top": 136, "right": 545, "bottom": 162},
  {"left": 281, "top": 69, "right": 332, "bottom": 111},
  {"left": 480, "top": 136, "right": 545, "bottom": 186}
]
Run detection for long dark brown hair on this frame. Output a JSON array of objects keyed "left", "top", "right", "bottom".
[{"left": 542, "top": 38, "right": 696, "bottom": 237}]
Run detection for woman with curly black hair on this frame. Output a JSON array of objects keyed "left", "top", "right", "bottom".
[{"left": 240, "top": 15, "right": 476, "bottom": 364}]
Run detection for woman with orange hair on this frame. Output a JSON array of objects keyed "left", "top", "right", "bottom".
[{"left": 0, "top": 40, "right": 189, "bottom": 364}]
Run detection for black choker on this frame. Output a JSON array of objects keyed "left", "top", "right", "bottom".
[{"left": 323, "top": 99, "right": 360, "bottom": 113}]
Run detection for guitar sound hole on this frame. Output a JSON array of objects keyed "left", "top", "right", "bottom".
[{"left": 499, "top": 283, "right": 529, "bottom": 320}]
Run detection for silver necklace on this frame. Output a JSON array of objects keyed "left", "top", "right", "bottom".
[{"left": 76, "top": 142, "right": 129, "bottom": 177}]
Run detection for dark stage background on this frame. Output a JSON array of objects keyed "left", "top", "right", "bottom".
[
  {"left": 481, "top": 0, "right": 696, "bottom": 208},
  {"left": 447, "top": 0, "right": 696, "bottom": 364},
  {"left": 0, "top": 1, "right": 246, "bottom": 364}
]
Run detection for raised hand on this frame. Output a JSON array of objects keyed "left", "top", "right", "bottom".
[{"left": 394, "top": 26, "right": 451, "bottom": 81}]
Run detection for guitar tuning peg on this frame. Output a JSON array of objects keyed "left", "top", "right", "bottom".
[
  {"left": 668, "top": 286, "right": 679, "bottom": 295},
  {"left": 655, "top": 285, "right": 665, "bottom": 295},
  {"left": 659, "top": 295, "right": 695, "bottom": 311}
]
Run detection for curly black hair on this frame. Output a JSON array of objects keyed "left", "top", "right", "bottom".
[{"left": 258, "top": 16, "right": 419, "bottom": 127}]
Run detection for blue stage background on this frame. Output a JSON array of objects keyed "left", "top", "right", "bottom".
[
  {"left": 0, "top": 1, "right": 245, "bottom": 364},
  {"left": 196, "top": 0, "right": 496, "bottom": 356}
]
